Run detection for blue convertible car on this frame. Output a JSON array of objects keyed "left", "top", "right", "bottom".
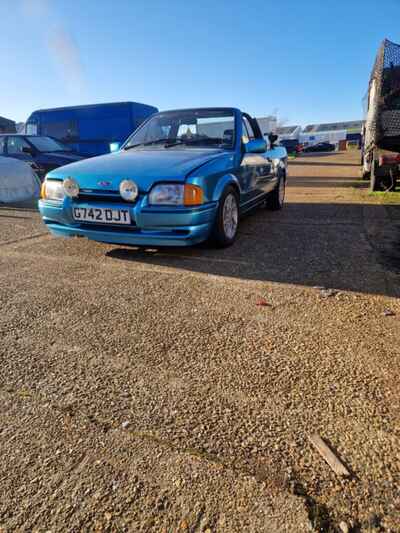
[{"left": 39, "top": 108, "right": 287, "bottom": 247}]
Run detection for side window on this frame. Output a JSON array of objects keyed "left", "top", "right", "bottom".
[
  {"left": 42, "top": 120, "right": 78, "bottom": 141},
  {"left": 0, "top": 137, "right": 5, "bottom": 154},
  {"left": 26, "top": 123, "right": 38, "bottom": 135},
  {"left": 7, "top": 136, "right": 31, "bottom": 155},
  {"left": 243, "top": 116, "right": 255, "bottom": 141},
  {"left": 242, "top": 120, "right": 250, "bottom": 144}
]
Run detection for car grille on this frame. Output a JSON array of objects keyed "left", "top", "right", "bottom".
[
  {"left": 78, "top": 222, "right": 137, "bottom": 231},
  {"left": 78, "top": 190, "right": 134, "bottom": 204}
]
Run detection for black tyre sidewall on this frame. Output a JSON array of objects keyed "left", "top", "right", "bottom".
[
  {"left": 266, "top": 172, "right": 286, "bottom": 210},
  {"left": 381, "top": 169, "right": 398, "bottom": 192},
  {"left": 370, "top": 160, "right": 382, "bottom": 192},
  {"left": 211, "top": 186, "right": 240, "bottom": 247}
]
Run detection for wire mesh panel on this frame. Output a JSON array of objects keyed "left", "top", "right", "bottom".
[{"left": 365, "top": 39, "right": 400, "bottom": 152}]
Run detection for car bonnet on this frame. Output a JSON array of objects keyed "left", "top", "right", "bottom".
[{"left": 45, "top": 148, "right": 226, "bottom": 192}]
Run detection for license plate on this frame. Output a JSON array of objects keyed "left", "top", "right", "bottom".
[{"left": 72, "top": 206, "right": 131, "bottom": 225}]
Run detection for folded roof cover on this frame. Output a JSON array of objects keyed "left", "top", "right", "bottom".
[{"left": 0, "top": 156, "right": 40, "bottom": 203}]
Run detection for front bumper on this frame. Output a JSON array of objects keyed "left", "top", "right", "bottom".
[{"left": 38, "top": 196, "right": 218, "bottom": 247}]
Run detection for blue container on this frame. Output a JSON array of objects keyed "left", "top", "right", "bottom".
[{"left": 25, "top": 102, "right": 158, "bottom": 157}]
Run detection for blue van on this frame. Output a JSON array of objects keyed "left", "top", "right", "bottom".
[{"left": 25, "top": 102, "right": 158, "bottom": 157}]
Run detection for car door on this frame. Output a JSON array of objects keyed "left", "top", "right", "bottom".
[
  {"left": 238, "top": 115, "right": 273, "bottom": 209},
  {"left": 6, "top": 136, "right": 35, "bottom": 164}
]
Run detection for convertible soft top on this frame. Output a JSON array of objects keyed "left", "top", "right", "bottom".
[{"left": 0, "top": 156, "right": 40, "bottom": 203}]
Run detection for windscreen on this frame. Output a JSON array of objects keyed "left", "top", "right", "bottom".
[
  {"left": 27, "top": 136, "right": 72, "bottom": 152},
  {"left": 124, "top": 109, "right": 235, "bottom": 149}
]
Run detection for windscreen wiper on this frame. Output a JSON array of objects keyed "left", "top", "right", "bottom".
[
  {"left": 164, "top": 139, "right": 186, "bottom": 148},
  {"left": 164, "top": 137, "right": 222, "bottom": 148},
  {"left": 124, "top": 138, "right": 171, "bottom": 150},
  {"left": 182, "top": 137, "right": 223, "bottom": 146}
]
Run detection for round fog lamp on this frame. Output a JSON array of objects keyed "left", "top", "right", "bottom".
[
  {"left": 120, "top": 179, "right": 138, "bottom": 202},
  {"left": 63, "top": 177, "right": 79, "bottom": 198}
]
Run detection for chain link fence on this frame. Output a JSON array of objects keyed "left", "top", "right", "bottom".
[{"left": 365, "top": 39, "right": 400, "bottom": 153}]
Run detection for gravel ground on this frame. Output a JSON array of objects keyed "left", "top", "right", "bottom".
[{"left": 0, "top": 151, "right": 399, "bottom": 532}]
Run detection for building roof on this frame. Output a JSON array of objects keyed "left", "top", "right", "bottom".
[
  {"left": 0, "top": 115, "right": 15, "bottom": 125},
  {"left": 303, "top": 120, "right": 364, "bottom": 133},
  {"left": 276, "top": 125, "right": 300, "bottom": 135},
  {"left": 0, "top": 116, "right": 16, "bottom": 133}
]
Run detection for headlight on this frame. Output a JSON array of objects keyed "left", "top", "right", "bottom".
[
  {"left": 149, "top": 184, "right": 203, "bottom": 206},
  {"left": 149, "top": 184, "right": 184, "bottom": 205},
  {"left": 41, "top": 180, "right": 65, "bottom": 201},
  {"left": 63, "top": 177, "right": 80, "bottom": 198},
  {"left": 119, "top": 179, "right": 138, "bottom": 202}
]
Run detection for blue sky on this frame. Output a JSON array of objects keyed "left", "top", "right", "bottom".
[{"left": 2, "top": 0, "right": 400, "bottom": 126}]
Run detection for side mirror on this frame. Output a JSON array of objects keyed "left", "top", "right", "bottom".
[
  {"left": 22, "top": 146, "right": 35, "bottom": 155},
  {"left": 109, "top": 142, "right": 121, "bottom": 153},
  {"left": 245, "top": 139, "right": 267, "bottom": 154},
  {"left": 268, "top": 133, "right": 278, "bottom": 148}
]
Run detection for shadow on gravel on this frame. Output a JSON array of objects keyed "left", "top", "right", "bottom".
[
  {"left": 291, "top": 161, "right": 361, "bottom": 167},
  {"left": 296, "top": 152, "right": 340, "bottom": 158},
  {"left": 0, "top": 200, "right": 38, "bottom": 212},
  {"left": 290, "top": 479, "right": 335, "bottom": 532},
  {"left": 287, "top": 179, "right": 362, "bottom": 188},
  {"left": 106, "top": 202, "right": 400, "bottom": 298}
]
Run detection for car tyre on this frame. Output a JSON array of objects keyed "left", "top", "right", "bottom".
[
  {"left": 381, "top": 168, "right": 398, "bottom": 192},
  {"left": 211, "top": 186, "right": 240, "bottom": 247},
  {"left": 362, "top": 170, "right": 371, "bottom": 180},
  {"left": 266, "top": 171, "right": 286, "bottom": 210},
  {"left": 370, "top": 158, "right": 382, "bottom": 191},
  {"left": 361, "top": 153, "right": 370, "bottom": 180}
]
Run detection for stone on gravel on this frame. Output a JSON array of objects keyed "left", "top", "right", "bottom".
[
  {"left": 383, "top": 309, "right": 395, "bottom": 316},
  {"left": 320, "top": 288, "right": 339, "bottom": 298}
]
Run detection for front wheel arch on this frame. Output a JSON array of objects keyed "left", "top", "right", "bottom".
[
  {"left": 210, "top": 185, "right": 240, "bottom": 247},
  {"left": 211, "top": 174, "right": 241, "bottom": 203}
]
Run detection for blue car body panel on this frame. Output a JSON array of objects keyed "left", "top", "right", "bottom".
[
  {"left": 39, "top": 107, "right": 287, "bottom": 247},
  {"left": 46, "top": 148, "right": 227, "bottom": 195}
]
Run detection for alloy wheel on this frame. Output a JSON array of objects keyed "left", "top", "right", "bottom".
[{"left": 222, "top": 193, "right": 239, "bottom": 240}]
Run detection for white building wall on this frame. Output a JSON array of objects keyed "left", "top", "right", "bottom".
[{"left": 300, "top": 130, "right": 347, "bottom": 145}]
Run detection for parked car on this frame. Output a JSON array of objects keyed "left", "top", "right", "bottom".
[
  {"left": 25, "top": 102, "right": 158, "bottom": 157},
  {"left": 0, "top": 134, "right": 84, "bottom": 180},
  {"left": 302, "top": 142, "right": 335, "bottom": 153},
  {"left": 39, "top": 107, "right": 288, "bottom": 248},
  {"left": 279, "top": 139, "right": 299, "bottom": 154},
  {"left": 0, "top": 155, "right": 40, "bottom": 203}
]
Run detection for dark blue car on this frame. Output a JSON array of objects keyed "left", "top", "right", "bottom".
[{"left": 0, "top": 134, "right": 84, "bottom": 180}]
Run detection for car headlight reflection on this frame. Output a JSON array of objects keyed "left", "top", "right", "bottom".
[
  {"left": 63, "top": 177, "right": 80, "bottom": 198},
  {"left": 120, "top": 179, "right": 138, "bottom": 202},
  {"left": 41, "top": 180, "right": 65, "bottom": 201},
  {"left": 149, "top": 184, "right": 203, "bottom": 206}
]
